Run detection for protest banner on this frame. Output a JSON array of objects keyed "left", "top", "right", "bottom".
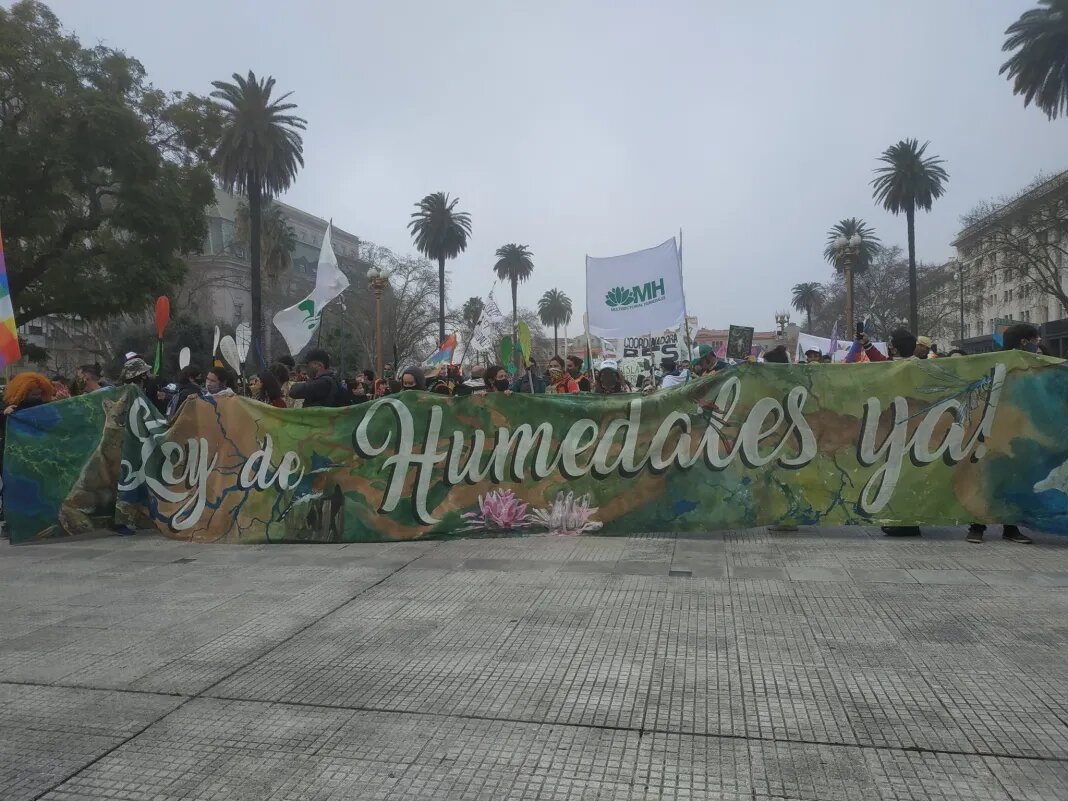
[{"left": 6, "top": 353, "right": 1068, "bottom": 544}]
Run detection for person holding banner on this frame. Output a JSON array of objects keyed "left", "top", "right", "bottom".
[
  {"left": 566, "top": 355, "right": 591, "bottom": 392},
  {"left": 547, "top": 361, "right": 580, "bottom": 394}
]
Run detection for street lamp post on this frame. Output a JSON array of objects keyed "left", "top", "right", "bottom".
[
  {"left": 954, "top": 268, "right": 965, "bottom": 344},
  {"left": 835, "top": 233, "right": 862, "bottom": 335},
  {"left": 775, "top": 310, "right": 790, "bottom": 338},
  {"left": 366, "top": 265, "right": 389, "bottom": 377}
]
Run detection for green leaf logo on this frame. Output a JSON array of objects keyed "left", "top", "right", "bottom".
[
  {"left": 605, "top": 287, "right": 636, "bottom": 308},
  {"left": 297, "top": 299, "right": 319, "bottom": 329}
]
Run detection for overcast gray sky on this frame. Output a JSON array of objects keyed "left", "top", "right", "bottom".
[{"left": 43, "top": 0, "right": 1067, "bottom": 334}]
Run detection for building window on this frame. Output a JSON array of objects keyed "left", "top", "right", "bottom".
[
  {"left": 233, "top": 302, "right": 243, "bottom": 325},
  {"left": 1023, "top": 310, "right": 1031, "bottom": 322},
  {"left": 28, "top": 324, "right": 43, "bottom": 335}
]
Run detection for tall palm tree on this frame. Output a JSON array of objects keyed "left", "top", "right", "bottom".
[
  {"left": 537, "top": 289, "right": 573, "bottom": 356},
  {"left": 493, "top": 244, "right": 534, "bottom": 367},
  {"left": 235, "top": 201, "right": 295, "bottom": 356},
  {"left": 871, "top": 139, "right": 949, "bottom": 335},
  {"left": 211, "top": 71, "right": 306, "bottom": 357},
  {"left": 823, "top": 218, "right": 881, "bottom": 273},
  {"left": 1000, "top": 0, "right": 1068, "bottom": 119},
  {"left": 408, "top": 192, "right": 472, "bottom": 345},
  {"left": 790, "top": 282, "right": 825, "bottom": 333}
]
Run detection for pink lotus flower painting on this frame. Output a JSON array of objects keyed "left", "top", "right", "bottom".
[
  {"left": 529, "top": 491, "right": 602, "bottom": 536},
  {"left": 460, "top": 489, "right": 532, "bottom": 533}
]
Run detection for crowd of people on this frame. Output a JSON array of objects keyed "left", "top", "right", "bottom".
[{"left": 1, "top": 322, "right": 1051, "bottom": 544}]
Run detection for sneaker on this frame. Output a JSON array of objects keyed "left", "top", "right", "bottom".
[
  {"left": 882, "top": 526, "right": 921, "bottom": 536},
  {"left": 112, "top": 524, "right": 137, "bottom": 537},
  {"left": 966, "top": 525, "right": 985, "bottom": 544},
  {"left": 1002, "top": 525, "right": 1032, "bottom": 544}
]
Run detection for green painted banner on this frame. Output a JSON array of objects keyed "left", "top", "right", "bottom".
[{"left": 6, "top": 352, "right": 1068, "bottom": 544}]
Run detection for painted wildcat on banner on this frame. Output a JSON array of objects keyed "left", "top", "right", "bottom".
[{"left": 5, "top": 352, "right": 1068, "bottom": 544}]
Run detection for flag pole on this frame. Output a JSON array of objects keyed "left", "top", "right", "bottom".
[
  {"left": 584, "top": 254, "right": 595, "bottom": 387},
  {"left": 678, "top": 227, "right": 694, "bottom": 380}
]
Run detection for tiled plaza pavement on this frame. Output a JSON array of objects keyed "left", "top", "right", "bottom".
[{"left": 2, "top": 526, "right": 1067, "bottom": 800}]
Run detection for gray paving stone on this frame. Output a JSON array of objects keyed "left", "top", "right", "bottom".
[{"left": 4, "top": 528, "right": 1068, "bottom": 801}]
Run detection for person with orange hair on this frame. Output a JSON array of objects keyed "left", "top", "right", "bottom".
[{"left": 3, "top": 372, "right": 54, "bottom": 416}]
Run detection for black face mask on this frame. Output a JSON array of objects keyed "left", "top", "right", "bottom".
[
  {"left": 494, "top": 379, "right": 511, "bottom": 392},
  {"left": 1021, "top": 342, "right": 1040, "bottom": 353},
  {"left": 402, "top": 384, "right": 416, "bottom": 391}
]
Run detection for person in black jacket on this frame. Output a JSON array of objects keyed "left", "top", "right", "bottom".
[{"left": 288, "top": 349, "right": 344, "bottom": 408}]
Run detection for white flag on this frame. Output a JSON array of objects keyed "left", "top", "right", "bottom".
[
  {"left": 586, "top": 238, "right": 686, "bottom": 339},
  {"left": 273, "top": 222, "right": 349, "bottom": 355}
]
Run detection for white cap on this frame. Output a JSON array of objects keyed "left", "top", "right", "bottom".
[
  {"left": 124, "top": 352, "right": 139, "bottom": 361},
  {"left": 599, "top": 359, "right": 618, "bottom": 371}
]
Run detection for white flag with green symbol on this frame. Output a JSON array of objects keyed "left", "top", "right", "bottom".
[
  {"left": 273, "top": 222, "right": 349, "bottom": 355},
  {"left": 585, "top": 238, "right": 686, "bottom": 339}
]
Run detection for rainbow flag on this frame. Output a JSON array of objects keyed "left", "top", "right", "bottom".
[
  {"left": 0, "top": 230, "right": 21, "bottom": 370},
  {"left": 423, "top": 334, "right": 457, "bottom": 367}
]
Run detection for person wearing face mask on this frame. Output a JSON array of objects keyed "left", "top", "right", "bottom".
[
  {"left": 566, "top": 355, "right": 591, "bottom": 392},
  {"left": 547, "top": 361, "right": 580, "bottom": 393},
  {"left": 483, "top": 365, "right": 513, "bottom": 395},
  {"left": 399, "top": 367, "right": 425, "bottom": 391},
  {"left": 594, "top": 360, "right": 627, "bottom": 394}
]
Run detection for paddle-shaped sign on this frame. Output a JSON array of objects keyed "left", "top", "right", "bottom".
[
  {"left": 219, "top": 335, "right": 241, "bottom": 375},
  {"left": 153, "top": 296, "right": 171, "bottom": 373},
  {"left": 234, "top": 322, "right": 251, "bottom": 366},
  {"left": 179, "top": 347, "right": 191, "bottom": 370}
]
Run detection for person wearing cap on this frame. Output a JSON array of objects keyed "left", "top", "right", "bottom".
[
  {"left": 121, "top": 356, "right": 167, "bottom": 413},
  {"left": 804, "top": 348, "right": 823, "bottom": 364},
  {"left": 914, "top": 336, "right": 934, "bottom": 359},
  {"left": 594, "top": 360, "right": 628, "bottom": 394}
]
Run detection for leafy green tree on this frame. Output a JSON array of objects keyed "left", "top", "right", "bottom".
[
  {"left": 871, "top": 139, "right": 949, "bottom": 335},
  {"left": 537, "top": 288, "right": 573, "bottom": 356},
  {"left": 823, "top": 218, "right": 881, "bottom": 274},
  {"left": 211, "top": 70, "right": 306, "bottom": 358},
  {"left": 790, "top": 282, "right": 824, "bottom": 332},
  {"left": 492, "top": 244, "right": 534, "bottom": 367},
  {"left": 407, "top": 192, "right": 472, "bottom": 345},
  {"left": 1001, "top": 0, "right": 1068, "bottom": 119},
  {"left": 0, "top": 1, "right": 219, "bottom": 326}
]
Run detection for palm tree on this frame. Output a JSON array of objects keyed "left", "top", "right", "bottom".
[
  {"left": 537, "top": 289, "right": 573, "bottom": 356},
  {"left": 235, "top": 201, "right": 295, "bottom": 355},
  {"left": 493, "top": 244, "right": 534, "bottom": 367},
  {"left": 211, "top": 71, "right": 306, "bottom": 357},
  {"left": 408, "top": 192, "right": 472, "bottom": 345},
  {"left": 871, "top": 139, "right": 948, "bottom": 335},
  {"left": 790, "top": 282, "right": 824, "bottom": 332},
  {"left": 823, "top": 218, "right": 881, "bottom": 273},
  {"left": 1000, "top": 0, "right": 1068, "bottom": 119},
  {"left": 461, "top": 296, "right": 484, "bottom": 336}
]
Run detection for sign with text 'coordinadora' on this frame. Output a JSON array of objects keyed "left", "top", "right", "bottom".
[
  {"left": 5, "top": 353, "right": 1068, "bottom": 544},
  {"left": 586, "top": 238, "right": 686, "bottom": 339}
]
